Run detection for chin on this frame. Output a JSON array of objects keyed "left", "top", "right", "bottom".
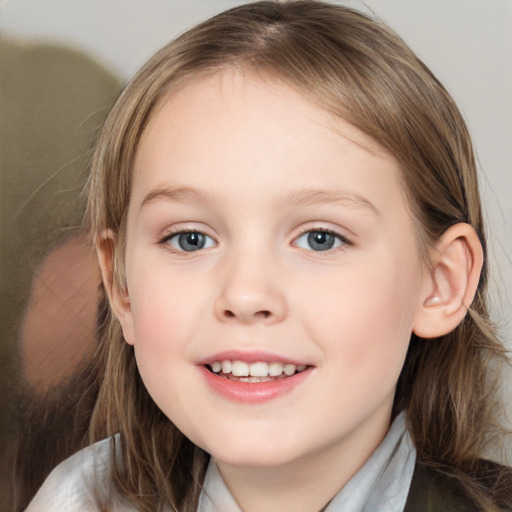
[
  {"left": 214, "top": 449, "right": 295, "bottom": 468},
  {"left": 201, "top": 434, "right": 302, "bottom": 468}
]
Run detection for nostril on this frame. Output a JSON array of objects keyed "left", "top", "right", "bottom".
[{"left": 222, "top": 309, "right": 271, "bottom": 319}]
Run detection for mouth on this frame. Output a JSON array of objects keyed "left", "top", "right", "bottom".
[
  {"left": 206, "top": 360, "right": 308, "bottom": 383},
  {"left": 199, "top": 355, "right": 313, "bottom": 402}
]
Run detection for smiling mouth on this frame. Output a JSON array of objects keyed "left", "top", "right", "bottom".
[{"left": 207, "top": 360, "right": 308, "bottom": 383}]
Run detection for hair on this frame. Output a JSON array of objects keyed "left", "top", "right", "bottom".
[{"left": 84, "top": 1, "right": 509, "bottom": 510}]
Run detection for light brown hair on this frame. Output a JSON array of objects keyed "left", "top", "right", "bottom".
[{"left": 85, "top": 2, "right": 509, "bottom": 510}]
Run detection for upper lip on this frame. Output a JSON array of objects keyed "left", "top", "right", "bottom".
[{"left": 197, "top": 349, "right": 310, "bottom": 367}]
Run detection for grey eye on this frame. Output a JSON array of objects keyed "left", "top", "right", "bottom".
[
  {"left": 295, "top": 230, "right": 344, "bottom": 252},
  {"left": 167, "top": 232, "right": 215, "bottom": 252}
]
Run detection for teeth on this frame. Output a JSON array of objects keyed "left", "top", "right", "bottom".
[
  {"left": 231, "top": 360, "right": 249, "bottom": 377},
  {"left": 209, "top": 360, "right": 306, "bottom": 378},
  {"left": 249, "top": 362, "right": 268, "bottom": 377},
  {"left": 283, "top": 364, "right": 296, "bottom": 376},
  {"left": 234, "top": 376, "right": 264, "bottom": 383},
  {"left": 268, "top": 362, "right": 284, "bottom": 376}
]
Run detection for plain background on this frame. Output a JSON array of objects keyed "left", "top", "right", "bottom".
[{"left": 1, "top": 0, "right": 511, "bottom": 386}]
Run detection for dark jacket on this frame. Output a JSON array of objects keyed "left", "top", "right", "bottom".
[{"left": 404, "top": 459, "right": 512, "bottom": 511}]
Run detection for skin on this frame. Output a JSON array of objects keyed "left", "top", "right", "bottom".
[{"left": 104, "top": 70, "right": 477, "bottom": 512}]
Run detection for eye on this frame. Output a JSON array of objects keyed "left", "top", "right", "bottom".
[
  {"left": 164, "top": 231, "right": 216, "bottom": 252},
  {"left": 294, "top": 230, "right": 347, "bottom": 252}
]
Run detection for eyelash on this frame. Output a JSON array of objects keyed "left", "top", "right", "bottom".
[
  {"left": 159, "top": 228, "right": 216, "bottom": 254},
  {"left": 158, "top": 227, "right": 352, "bottom": 254},
  {"left": 293, "top": 227, "right": 352, "bottom": 252}
]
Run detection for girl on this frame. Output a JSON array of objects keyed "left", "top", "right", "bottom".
[{"left": 26, "top": 1, "right": 511, "bottom": 511}]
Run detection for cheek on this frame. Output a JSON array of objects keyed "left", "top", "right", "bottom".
[
  {"left": 127, "top": 257, "right": 197, "bottom": 337},
  {"left": 131, "top": 287, "right": 174, "bottom": 346},
  {"left": 308, "top": 257, "right": 420, "bottom": 373},
  {"left": 125, "top": 267, "right": 211, "bottom": 381},
  {"left": 126, "top": 276, "right": 194, "bottom": 412}
]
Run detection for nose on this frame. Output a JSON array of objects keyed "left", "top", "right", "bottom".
[{"left": 213, "top": 251, "right": 287, "bottom": 325}]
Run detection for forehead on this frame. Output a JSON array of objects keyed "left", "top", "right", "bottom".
[
  {"left": 130, "top": 69, "right": 409, "bottom": 223},
  {"left": 146, "top": 69, "right": 387, "bottom": 151},
  {"left": 136, "top": 70, "right": 391, "bottom": 170}
]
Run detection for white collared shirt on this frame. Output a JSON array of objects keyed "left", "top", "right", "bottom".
[
  {"left": 27, "top": 413, "right": 416, "bottom": 512},
  {"left": 198, "top": 412, "right": 415, "bottom": 512}
]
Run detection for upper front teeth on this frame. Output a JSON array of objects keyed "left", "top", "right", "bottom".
[{"left": 209, "top": 360, "right": 307, "bottom": 377}]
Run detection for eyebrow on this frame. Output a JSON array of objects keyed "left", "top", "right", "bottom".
[
  {"left": 281, "top": 188, "right": 380, "bottom": 215},
  {"left": 140, "top": 186, "right": 213, "bottom": 210},
  {"left": 140, "top": 185, "right": 380, "bottom": 215}
]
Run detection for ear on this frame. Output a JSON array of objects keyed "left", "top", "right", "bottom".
[
  {"left": 97, "top": 230, "right": 135, "bottom": 345},
  {"left": 413, "top": 223, "right": 483, "bottom": 339}
]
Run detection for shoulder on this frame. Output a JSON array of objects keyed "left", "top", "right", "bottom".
[
  {"left": 25, "top": 437, "right": 118, "bottom": 512},
  {"left": 404, "top": 458, "right": 512, "bottom": 512}
]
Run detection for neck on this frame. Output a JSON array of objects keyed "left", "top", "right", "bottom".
[{"left": 215, "top": 410, "right": 392, "bottom": 512}]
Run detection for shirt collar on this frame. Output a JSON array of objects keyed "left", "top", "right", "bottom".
[{"left": 198, "top": 412, "right": 416, "bottom": 512}]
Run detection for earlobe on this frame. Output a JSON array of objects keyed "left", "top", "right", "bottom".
[
  {"left": 413, "top": 223, "right": 483, "bottom": 339},
  {"left": 96, "top": 230, "right": 135, "bottom": 345}
]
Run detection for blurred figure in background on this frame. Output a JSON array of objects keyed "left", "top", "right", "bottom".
[{"left": 0, "top": 35, "right": 120, "bottom": 510}]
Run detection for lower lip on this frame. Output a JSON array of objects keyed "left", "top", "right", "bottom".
[{"left": 199, "top": 366, "right": 312, "bottom": 403}]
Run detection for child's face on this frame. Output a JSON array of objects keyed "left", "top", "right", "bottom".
[{"left": 116, "top": 70, "right": 428, "bottom": 470}]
